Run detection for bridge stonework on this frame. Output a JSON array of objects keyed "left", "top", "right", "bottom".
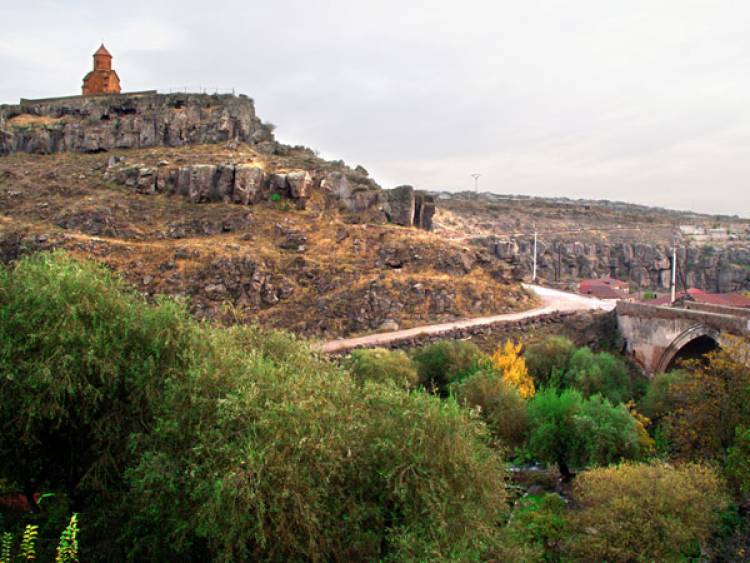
[{"left": 616, "top": 301, "right": 750, "bottom": 373}]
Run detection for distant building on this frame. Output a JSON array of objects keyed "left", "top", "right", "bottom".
[
  {"left": 578, "top": 277, "right": 630, "bottom": 300},
  {"left": 82, "top": 44, "right": 121, "bottom": 95},
  {"left": 649, "top": 288, "right": 750, "bottom": 308}
]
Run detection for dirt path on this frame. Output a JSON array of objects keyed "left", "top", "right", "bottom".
[{"left": 320, "top": 284, "right": 616, "bottom": 354}]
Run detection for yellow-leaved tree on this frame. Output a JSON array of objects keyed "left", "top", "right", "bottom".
[{"left": 490, "top": 340, "right": 535, "bottom": 399}]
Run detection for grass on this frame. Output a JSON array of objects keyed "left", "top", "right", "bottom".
[{"left": 7, "top": 114, "right": 64, "bottom": 127}]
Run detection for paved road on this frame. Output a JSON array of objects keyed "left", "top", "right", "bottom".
[{"left": 320, "top": 284, "right": 616, "bottom": 354}]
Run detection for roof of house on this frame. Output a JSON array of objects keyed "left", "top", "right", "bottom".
[
  {"left": 580, "top": 284, "right": 629, "bottom": 300},
  {"left": 94, "top": 44, "right": 112, "bottom": 57},
  {"left": 579, "top": 276, "right": 629, "bottom": 288},
  {"left": 649, "top": 289, "right": 750, "bottom": 308}
]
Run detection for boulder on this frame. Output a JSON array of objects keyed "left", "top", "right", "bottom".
[
  {"left": 268, "top": 173, "right": 288, "bottom": 198},
  {"left": 233, "top": 164, "right": 265, "bottom": 205},
  {"left": 286, "top": 171, "right": 312, "bottom": 199},
  {"left": 188, "top": 165, "right": 218, "bottom": 203},
  {"left": 135, "top": 168, "right": 156, "bottom": 194},
  {"left": 381, "top": 185, "right": 415, "bottom": 227},
  {"left": 215, "top": 164, "right": 236, "bottom": 203},
  {"left": 156, "top": 167, "right": 178, "bottom": 194}
]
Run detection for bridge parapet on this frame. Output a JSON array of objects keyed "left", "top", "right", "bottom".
[
  {"left": 683, "top": 301, "right": 750, "bottom": 320},
  {"left": 616, "top": 301, "right": 749, "bottom": 335},
  {"left": 616, "top": 301, "right": 749, "bottom": 373}
]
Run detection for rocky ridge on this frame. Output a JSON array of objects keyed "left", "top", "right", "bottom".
[
  {"left": 103, "top": 155, "right": 435, "bottom": 228},
  {"left": 0, "top": 92, "right": 273, "bottom": 155}
]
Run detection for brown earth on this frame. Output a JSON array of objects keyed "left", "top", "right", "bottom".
[{"left": 0, "top": 145, "right": 535, "bottom": 338}]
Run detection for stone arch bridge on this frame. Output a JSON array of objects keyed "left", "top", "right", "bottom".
[{"left": 616, "top": 301, "right": 750, "bottom": 373}]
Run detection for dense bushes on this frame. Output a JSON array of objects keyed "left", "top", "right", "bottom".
[
  {"left": 410, "top": 340, "right": 483, "bottom": 392},
  {"left": 453, "top": 369, "right": 528, "bottom": 447},
  {"left": 638, "top": 369, "right": 689, "bottom": 421},
  {"left": 127, "top": 339, "right": 509, "bottom": 561},
  {"left": 0, "top": 251, "right": 195, "bottom": 507},
  {"left": 344, "top": 347, "right": 419, "bottom": 388},
  {"left": 0, "top": 252, "right": 509, "bottom": 561},
  {"left": 642, "top": 341, "right": 750, "bottom": 460},
  {"left": 524, "top": 336, "right": 632, "bottom": 404},
  {"left": 525, "top": 335, "right": 575, "bottom": 387},
  {"left": 6, "top": 251, "right": 745, "bottom": 560},
  {"left": 565, "top": 348, "right": 631, "bottom": 404},
  {"left": 568, "top": 462, "right": 729, "bottom": 561}
]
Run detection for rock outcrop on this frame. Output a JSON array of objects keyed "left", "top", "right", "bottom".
[
  {"left": 105, "top": 159, "right": 437, "bottom": 229},
  {"left": 319, "top": 176, "right": 435, "bottom": 229},
  {"left": 477, "top": 236, "right": 750, "bottom": 292},
  {"left": 0, "top": 92, "right": 273, "bottom": 155}
]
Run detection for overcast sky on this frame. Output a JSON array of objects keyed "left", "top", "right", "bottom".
[{"left": 2, "top": 1, "right": 749, "bottom": 216}]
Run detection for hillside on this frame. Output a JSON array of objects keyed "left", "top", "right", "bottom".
[{"left": 0, "top": 101, "right": 533, "bottom": 337}]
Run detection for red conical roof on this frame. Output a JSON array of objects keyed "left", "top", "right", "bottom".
[{"left": 94, "top": 44, "right": 111, "bottom": 57}]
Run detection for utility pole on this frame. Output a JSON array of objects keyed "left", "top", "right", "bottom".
[
  {"left": 670, "top": 241, "right": 677, "bottom": 304},
  {"left": 532, "top": 224, "right": 538, "bottom": 284},
  {"left": 471, "top": 173, "right": 481, "bottom": 196}
]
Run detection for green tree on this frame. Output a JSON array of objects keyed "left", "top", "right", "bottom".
[
  {"left": 411, "top": 340, "right": 484, "bottom": 393},
  {"left": 453, "top": 369, "right": 528, "bottom": 448},
  {"left": 0, "top": 251, "right": 195, "bottom": 507},
  {"left": 638, "top": 369, "right": 689, "bottom": 422},
  {"left": 0, "top": 252, "right": 512, "bottom": 562},
  {"left": 565, "top": 348, "right": 631, "bottom": 404},
  {"left": 524, "top": 336, "right": 575, "bottom": 388},
  {"left": 125, "top": 327, "right": 509, "bottom": 561},
  {"left": 526, "top": 389, "right": 641, "bottom": 480},
  {"left": 344, "top": 347, "right": 419, "bottom": 388},
  {"left": 726, "top": 426, "right": 750, "bottom": 495}
]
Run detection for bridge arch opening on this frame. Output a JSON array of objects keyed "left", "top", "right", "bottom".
[
  {"left": 664, "top": 335, "right": 720, "bottom": 372},
  {"left": 656, "top": 326, "right": 721, "bottom": 373}
]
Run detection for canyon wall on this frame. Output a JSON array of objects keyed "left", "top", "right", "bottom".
[{"left": 478, "top": 236, "right": 750, "bottom": 292}]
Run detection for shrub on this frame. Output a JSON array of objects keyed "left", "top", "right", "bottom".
[
  {"left": 638, "top": 369, "right": 689, "bottom": 421},
  {"left": 506, "top": 493, "right": 568, "bottom": 560},
  {"left": 411, "top": 340, "right": 484, "bottom": 392},
  {"left": 574, "top": 394, "right": 642, "bottom": 465},
  {"left": 661, "top": 339, "right": 750, "bottom": 460},
  {"left": 125, "top": 327, "right": 509, "bottom": 561},
  {"left": 453, "top": 369, "right": 528, "bottom": 447},
  {"left": 344, "top": 347, "right": 419, "bottom": 389},
  {"left": 1, "top": 253, "right": 512, "bottom": 561},
  {"left": 567, "top": 462, "right": 729, "bottom": 561},
  {"left": 526, "top": 389, "right": 641, "bottom": 480},
  {"left": 525, "top": 336, "right": 575, "bottom": 388},
  {"left": 726, "top": 426, "right": 750, "bottom": 495},
  {"left": 489, "top": 340, "right": 535, "bottom": 399},
  {"left": 565, "top": 348, "right": 631, "bottom": 404},
  {"left": 0, "top": 251, "right": 195, "bottom": 505}
]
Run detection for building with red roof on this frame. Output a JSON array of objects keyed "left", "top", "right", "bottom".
[
  {"left": 578, "top": 277, "right": 630, "bottom": 300},
  {"left": 649, "top": 288, "right": 750, "bottom": 308}
]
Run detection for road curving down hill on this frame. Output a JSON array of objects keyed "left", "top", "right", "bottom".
[{"left": 320, "top": 284, "right": 617, "bottom": 354}]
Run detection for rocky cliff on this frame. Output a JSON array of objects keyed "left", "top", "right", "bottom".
[
  {"left": 477, "top": 236, "right": 750, "bottom": 292},
  {"left": 0, "top": 91, "right": 437, "bottom": 230},
  {"left": 436, "top": 192, "right": 750, "bottom": 293},
  {"left": 0, "top": 92, "right": 274, "bottom": 155}
]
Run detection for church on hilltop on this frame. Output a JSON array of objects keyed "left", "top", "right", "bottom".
[{"left": 82, "top": 44, "right": 121, "bottom": 95}]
